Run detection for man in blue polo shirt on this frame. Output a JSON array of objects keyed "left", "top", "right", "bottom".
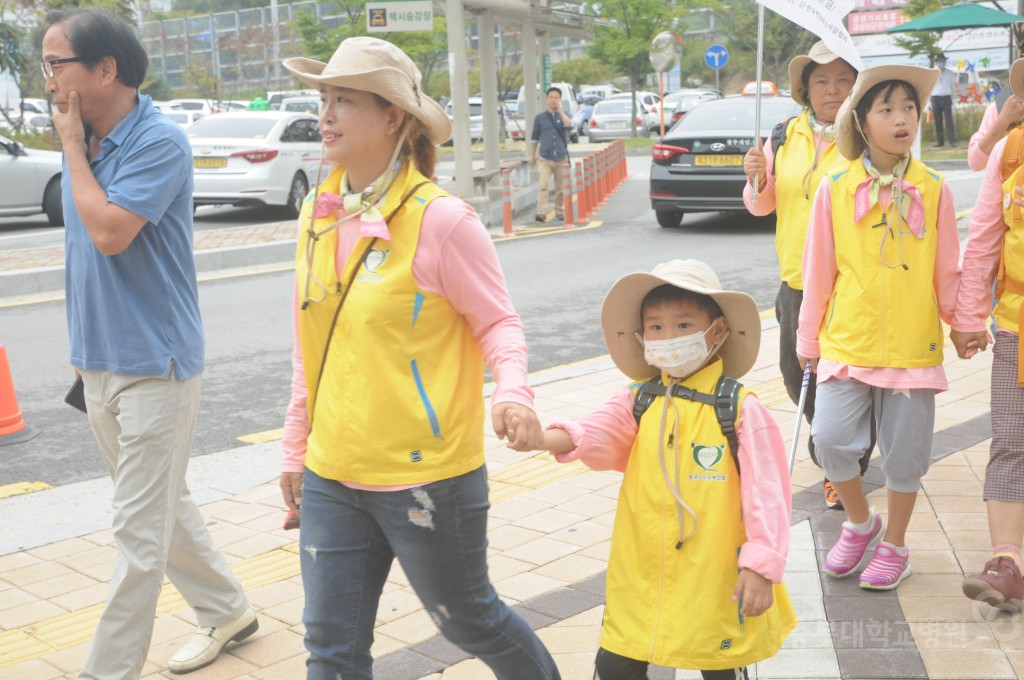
[
  {"left": 43, "top": 8, "right": 255, "bottom": 678},
  {"left": 530, "top": 86, "right": 571, "bottom": 223}
]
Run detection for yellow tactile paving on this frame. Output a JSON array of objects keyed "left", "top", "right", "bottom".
[
  {"left": 0, "top": 481, "right": 52, "bottom": 500},
  {"left": 236, "top": 428, "right": 284, "bottom": 444},
  {"left": 0, "top": 444, "right": 592, "bottom": 668}
]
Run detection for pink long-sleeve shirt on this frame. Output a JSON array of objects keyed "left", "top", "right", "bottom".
[
  {"left": 548, "top": 387, "right": 791, "bottom": 584},
  {"left": 954, "top": 135, "right": 1015, "bottom": 335},
  {"left": 796, "top": 165, "right": 961, "bottom": 391},
  {"left": 968, "top": 101, "right": 999, "bottom": 172},
  {"left": 741, "top": 128, "right": 828, "bottom": 216},
  {"left": 283, "top": 195, "right": 534, "bottom": 482}
]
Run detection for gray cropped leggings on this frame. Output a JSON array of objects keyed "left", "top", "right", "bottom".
[{"left": 811, "top": 378, "right": 935, "bottom": 493}]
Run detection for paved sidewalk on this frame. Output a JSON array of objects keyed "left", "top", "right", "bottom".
[{"left": 0, "top": 318, "right": 1012, "bottom": 679}]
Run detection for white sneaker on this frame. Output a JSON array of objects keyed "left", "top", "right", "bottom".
[{"left": 167, "top": 607, "right": 258, "bottom": 674}]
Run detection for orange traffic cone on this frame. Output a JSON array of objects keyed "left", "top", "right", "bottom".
[{"left": 0, "top": 345, "right": 40, "bottom": 446}]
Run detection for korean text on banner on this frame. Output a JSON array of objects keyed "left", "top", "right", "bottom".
[{"left": 756, "top": 0, "right": 865, "bottom": 71}]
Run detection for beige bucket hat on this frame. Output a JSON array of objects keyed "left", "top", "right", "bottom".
[
  {"left": 833, "top": 64, "right": 939, "bottom": 160},
  {"left": 283, "top": 36, "right": 452, "bottom": 145},
  {"left": 1011, "top": 58, "right": 1024, "bottom": 98},
  {"left": 788, "top": 41, "right": 856, "bottom": 108},
  {"left": 601, "top": 260, "right": 761, "bottom": 381}
]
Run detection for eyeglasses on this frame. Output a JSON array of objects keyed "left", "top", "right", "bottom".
[{"left": 40, "top": 57, "right": 82, "bottom": 79}]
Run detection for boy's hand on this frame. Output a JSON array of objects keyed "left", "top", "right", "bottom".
[
  {"left": 733, "top": 568, "right": 773, "bottom": 617},
  {"left": 492, "top": 402, "right": 544, "bottom": 451},
  {"left": 950, "top": 329, "right": 990, "bottom": 359}
]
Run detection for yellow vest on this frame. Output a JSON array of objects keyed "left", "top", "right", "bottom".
[
  {"left": 601, "top": 359, "right": 796, "bottom": 670},
  {"left": 773, "top": 110, "right": 844, "bottom": 290},
  {"left": 295, "top": 163, "right": 487, "bottom": 484},
  {"left": 998, "top": 165, "right": 1024, "bottom": 334},
  {"left": 819, "top": 158, "right": 945, "bottom": 368}
]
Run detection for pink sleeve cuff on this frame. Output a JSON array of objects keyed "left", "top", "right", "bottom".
[
  {"left": 491, "top": 383, "right": 535, "bottom": 411},
  {"left": 546, "top": 420, "right": 586, "bottom": 463},
  {"left": 738, "top": 542, "right": 787, "bottom": 583}
]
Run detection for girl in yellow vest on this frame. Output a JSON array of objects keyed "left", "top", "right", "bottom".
[
  {"left": 954, "top": 57, "right": 1024, "bottom": 612},
  {"left": 742, "top": 41, "right": 871, "bottom": 511},
  {"left": 278, "top": 38, "right": 560, "bottom": 679},
  {"left": 506, "top": 260, "right": 796, "bottom": 679},
  {"left": 797, "top": 66, "right": 962, "bottom": 590}
]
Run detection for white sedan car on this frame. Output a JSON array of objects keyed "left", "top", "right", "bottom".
[
  {"left": 0, "top": 133, "right": 63, "bottom": 225},
  {"left": 188, "top": 112, "right": 325, "bottom": 218}
]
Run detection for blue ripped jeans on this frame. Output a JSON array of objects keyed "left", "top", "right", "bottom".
[{"left": 300, "top": 466, "right": 561, "bottom": 680}]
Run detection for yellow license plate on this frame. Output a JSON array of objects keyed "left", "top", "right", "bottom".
[
  {"left": 695, "top": 155, "right": 742, "bottom": 167},
  {"left": 194, "top": 157, "right": 227, "bottom": 169}
]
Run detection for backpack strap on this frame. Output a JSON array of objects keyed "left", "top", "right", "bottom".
[
  {"left": 632, "top": 376, "right": 743, "bottom": 473},
  {"left": 769, "top": 116, "right": 797, "bottom": 176},
  {"left": 714, "top": 376, "right": 742, "bottom": 474}
]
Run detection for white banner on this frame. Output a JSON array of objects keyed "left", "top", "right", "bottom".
[{"left": 756, "top": 0, "right": 865, "bottom": 71}]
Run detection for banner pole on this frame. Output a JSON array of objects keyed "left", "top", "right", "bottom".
[{"left": 752, "top": 1, "right": 766, "bottom": 203}]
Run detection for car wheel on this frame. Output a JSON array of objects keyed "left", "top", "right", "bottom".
[
  {"left": 656, "top": 210, "right": 684, "bottom": 228},
  {"left": 284, "top": 173, "right": 309, "bottom": 220},
  {"left": 43, "top": 177, "right": 64, "bottom": 226},
  {"left": 580, "top": 120, "right": 589, "bottom": 136}
]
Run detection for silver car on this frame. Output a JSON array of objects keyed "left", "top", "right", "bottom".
[
  {"left": 587, "top": 98, "right": 649, "bottom": 141},
  {"left": 189, "top": 112, "right": 325, "bottom": 218},
  {"left": 0, "top": 134, "right": 63, "bottom": 225},
  {"left": 444, "top": 97, "right": 486, "bottom": 144}
]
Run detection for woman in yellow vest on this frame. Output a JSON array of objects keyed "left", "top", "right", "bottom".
[
  {"left": 742, "top": 42, "right": 871, "bottom": 510},
  {"left": 954, "top": 58, "right": 1024, "bottom": 611},
  {"left": 278, "top": 37, "right": 560, "bottom": 679},
  {"left": 506, "top": 260, "right": 796, "bottom": 679},
  {"left": 797, "top": 65, "right": 962, "bottom": 590}
]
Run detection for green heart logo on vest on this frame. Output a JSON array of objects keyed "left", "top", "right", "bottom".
[
  {"left": 364, "top": 248, "right": 389, "bottom": 273},
  {"left": 692, "top": 444, "right": 724, "bottom": 471}
]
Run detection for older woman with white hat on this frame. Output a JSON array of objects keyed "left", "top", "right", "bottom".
[
  {"left": 278, "top": 37, "right": 560, "bottom": 679},
  {"left": 741, "top": 41, "right": 869, "bottom": 510}
]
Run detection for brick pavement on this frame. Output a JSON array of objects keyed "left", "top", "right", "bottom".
[{"left": 0, "top": 321, "right": 1014, "bottom": 679}]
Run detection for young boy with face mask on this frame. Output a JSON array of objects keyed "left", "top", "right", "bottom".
[{"left": 505, "top": 260, "right": 796, "bottom": 680}]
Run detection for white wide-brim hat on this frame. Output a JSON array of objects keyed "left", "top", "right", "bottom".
[
  {"left": 788, "top": 41, "right": 856, "bottom": 108},
  {"left": 283, "top": 36, "right": 452, "bottom": 145},
  {"left": 601, "top": 260, "right": 761, "bottom": 381},
  {"left": 1011, "top": 58, "right": 1024, "bottom": 99},
  {"left": 833, "top": 64, "right": 939, "bottom": 160}
]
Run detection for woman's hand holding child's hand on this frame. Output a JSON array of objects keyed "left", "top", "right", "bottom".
[
  {"left": 492, "top": 402, "right": 545, "bottom": 451},
  {"left": 732, "top": 568, "right": 773, "bottom": 618}
]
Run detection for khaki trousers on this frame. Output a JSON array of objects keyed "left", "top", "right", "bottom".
[
  {"left": 537, "top": 157, "right": 564, "bottom": 215},
  {"left": 78, "top": 368, "right": 249, "bottom": 680}
]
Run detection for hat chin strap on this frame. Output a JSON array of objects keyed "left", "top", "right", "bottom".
[{"left": 854, "top": 111, "right": 907, "bottom": 164}]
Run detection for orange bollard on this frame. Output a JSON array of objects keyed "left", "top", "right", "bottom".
[
  {"left": 0, "top": 346, "right": 40, "bottom": 446},
  {"left": 562, "top": 162, "right": 574, "bottom": 226},
  {"left": 616, "top": 141, "right": 625, "bottom": 187},
  {"left": 585, "top": 156, "right": 597, "bottom": 214},
  {"left": 501, "top": 168, "right": 513, "bottom": 237},
  {"left": 598, "top": 147, "right": 610, "bottom": 205},
  {"left": 575, "top": 161, "right": 588, "bottom": 224}
]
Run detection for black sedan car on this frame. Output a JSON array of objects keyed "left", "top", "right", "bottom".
[{"left": 649, "top": 95, "right": 803, "bottom": 228}]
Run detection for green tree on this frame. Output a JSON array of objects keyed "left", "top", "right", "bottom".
[
  {"left": 709, "top": 0, "right": 817, "bottom": 90},
  {"left": 588, "top": 0, "right": 678, "bottom": 135},
  {"left": 552, "top": 57, "right": 617, "bottom": 91},
  {"left": 892, "top": 0, "right": 946, "bottom": 63},
  {"left": 289, "top": 9, "right": 449, "bottom": 99}
]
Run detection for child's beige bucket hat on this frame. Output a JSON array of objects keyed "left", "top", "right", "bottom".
[{"left": 601, "top": 259, "right": 761, "bottom": 381}]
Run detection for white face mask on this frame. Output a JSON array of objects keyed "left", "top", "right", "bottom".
[{"left": 640, "top": 323, "right": 723, "bottom": 379}]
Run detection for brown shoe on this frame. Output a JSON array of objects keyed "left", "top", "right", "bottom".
[
  {"left": 962, "top": 557, "right": 1024, "bottom": 611},
  {"left": 823, "top": 481, "right": 843, "bottom": 510}
]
